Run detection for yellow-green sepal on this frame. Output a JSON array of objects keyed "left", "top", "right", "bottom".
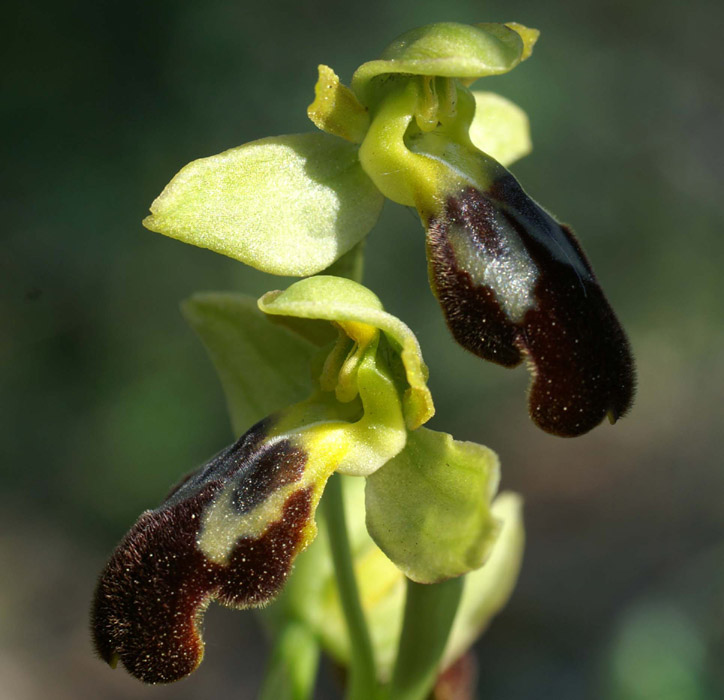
[
  {"left": 259, "top": 276, "right": 434, "bottom": 429},
  {"left": 352, "top": 22, "right": 539, "bottom": 106},
  {"left": 365, "top": 427, "right": 501, "bottom": 583},
  {"left": 442, "top": 492, "right": 525, "bottom": 667},
  {"left": 182, "top": 292, "right": 317, "bottom": 434},
  {"left": 143, "top": 133, "right": 384, "bottom": 276},
  {"left": 468, "top": 91, "right": 532, "bottom": 166}
]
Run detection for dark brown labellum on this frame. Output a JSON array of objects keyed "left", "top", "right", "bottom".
[
  {"left": 91, "top": 419, "right": 312, "bottom": 683},
  {"left": 427, "top": 181, "right": 635, "bottom": 437}
]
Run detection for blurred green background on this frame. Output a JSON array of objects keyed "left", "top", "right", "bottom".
[{"left": 2, "top": 0, "right": 723, "bottom": 697}]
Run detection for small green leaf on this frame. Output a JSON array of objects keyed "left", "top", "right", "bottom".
[
  {"left": 469, "top": 91, "right": 532, "bottom": 166},
  {"left": 144, "top": 133, "right": 384, "bottom": 276},
  {"left": 352, "top": 22, "right": 538, "bottom": 106},
  {"left": 182, "top": 292, "right": 316, "bottom": 435},
  {"left": 365, "top": 427, "right": 501, "bottom": 583},
  {"left": 259, "top": 276, "right": 434, "bottom": 429},
  {"left": 442, "top": 492, "right": 525, "bottom": 669}
]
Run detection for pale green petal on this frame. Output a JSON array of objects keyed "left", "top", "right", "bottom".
[
  {"left": 182, "top": 292, "right": 316, "bottom": 434},
  {"left": 442, "top": 492, "right": 525, "bottom": 669},
  {"left": 308, "top": 65, "right": 370, "bottom": 143},
  {"left": 504, "top": 22, "right": 539, "bottom": 61},
  {"left": 259, "top": 276, "right": 434, "bottom": 429},
  {"left": 365, "top": 427, "right": 501, "bottom": 584},
  {"left": 469, "top": 91, "right": 532, "bottom": 167},
  {"left": 144, "top": 133, "right": 384, "bottom": 276},
  {"left": 352, "top": 22, "right": 538, "bottom": 105}
]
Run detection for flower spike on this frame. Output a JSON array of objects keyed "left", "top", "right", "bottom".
[
  {"left": 116, "top": 21, "right": 635, "bottom": 694},
  {"left": 91, "top": 278, "right": 432, "bottom": 683}
]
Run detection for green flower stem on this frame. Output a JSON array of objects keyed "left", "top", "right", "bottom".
[
  {"left": 323, "top": 474, "right": 379, "bottom": 700},
  {"left": 259, "top": 621, "right": 320, "bottom": 700},
  {"left": 387, "top": 577, "right": 465, "bottom": 700}
]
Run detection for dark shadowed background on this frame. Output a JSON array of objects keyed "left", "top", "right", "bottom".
[{"left": 2, "top": 0, "right": 723, "bottom": 697}]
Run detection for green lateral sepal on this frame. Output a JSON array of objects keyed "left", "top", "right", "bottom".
[
  {"left": 144, "top": 133, "right": 383, "bottom": 276},
  {"left": 365, "top": 427, "right": 501, "bottom": 583},
  {"left": 468, "top": 91, "right": 532, "bottom": 166},
  {"left": 182, "top": 292, "right": 317, "bottom": 434}
]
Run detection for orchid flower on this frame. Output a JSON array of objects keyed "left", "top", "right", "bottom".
[{"left": 92, "top": 277, "right": 518, "bottom": 685}]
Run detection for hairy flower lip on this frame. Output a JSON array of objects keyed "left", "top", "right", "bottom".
[
  {"left": 91, "top": 419, "right": 316, "bottom": 684},
  {"left": 427, "top": 184, "right": 635, "bottom": 437},
  {"left": 90, "top": 287, "right": 416, "bottom": 684}
]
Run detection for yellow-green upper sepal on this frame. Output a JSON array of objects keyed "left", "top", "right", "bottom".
[
  {"left": 259, "top": 276, "right": 434, "bottom": 429},
  {"left": 352, "top": 22, "right": 539, "bottom": 106}
]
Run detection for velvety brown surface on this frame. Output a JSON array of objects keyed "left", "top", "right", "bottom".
[
  {"left": 91, "top": 420, "right": 312, "bottom": 684},
  {"left": 427, "top": 184, "right": 635, "bottom": 437}
]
